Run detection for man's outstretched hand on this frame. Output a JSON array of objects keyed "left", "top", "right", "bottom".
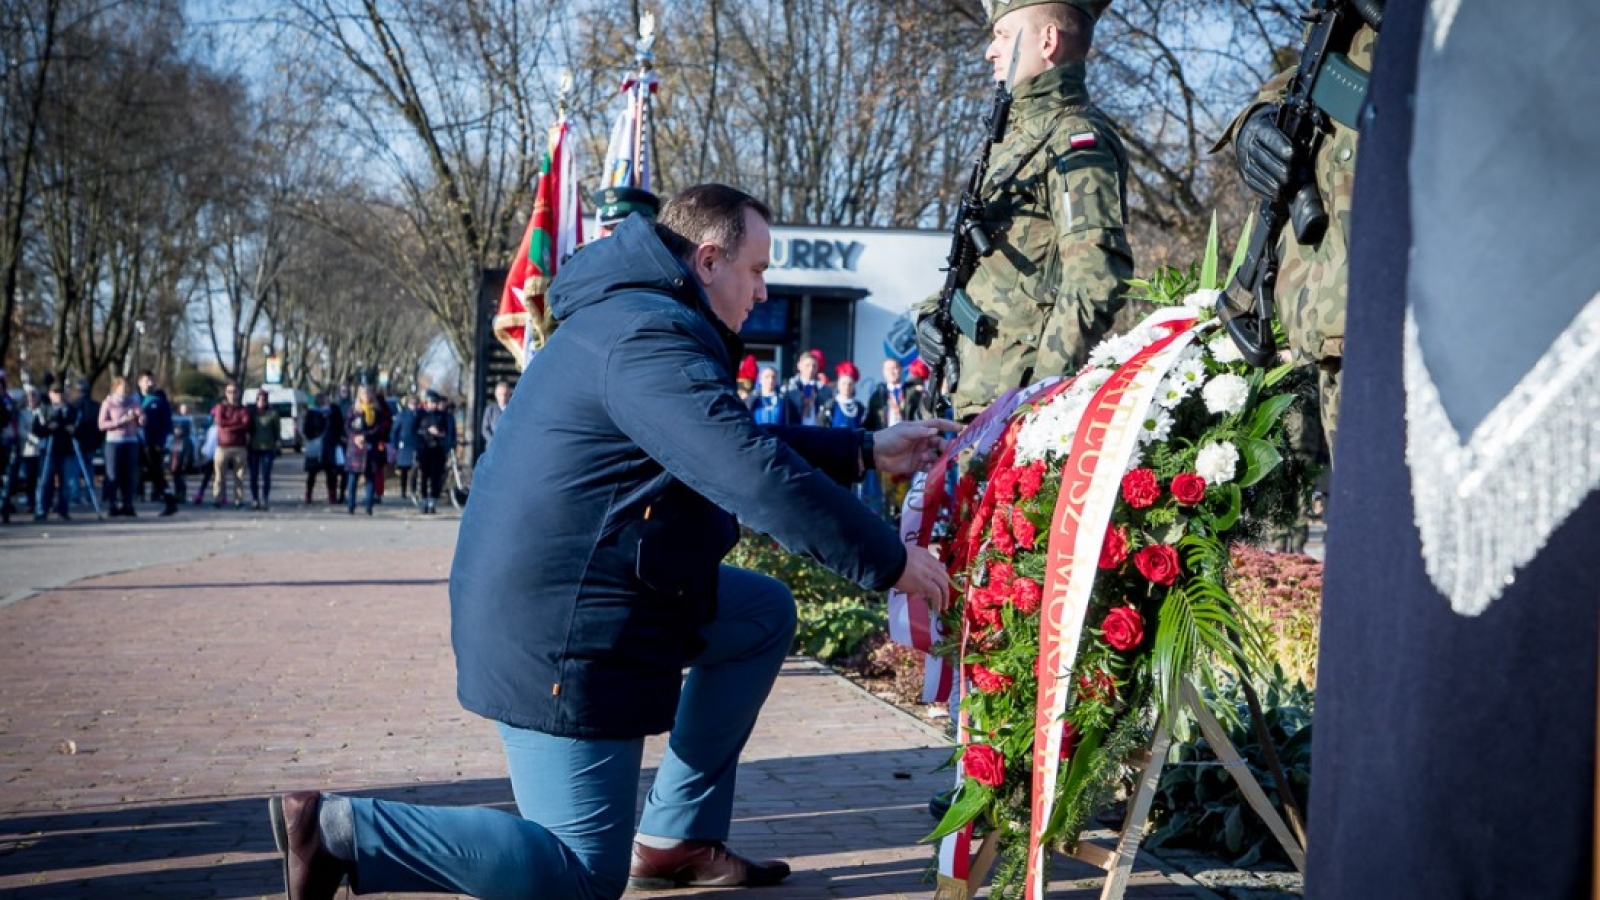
[
  {"left": 895, "top": 544, "right": 953, "bottom": 613},
  {"left": 873, "top": 419, "right": 960, "bottom": 476}
]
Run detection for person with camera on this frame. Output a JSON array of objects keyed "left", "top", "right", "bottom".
[
  {"left": 33, "top": 384, "right": 79, "bottom": 521},
  {"left": 1215, "top": 2, "right": 1381, "bottom": 451},
  {"left": 914, "top": 0, "right": 1135, "bottom": 423}
]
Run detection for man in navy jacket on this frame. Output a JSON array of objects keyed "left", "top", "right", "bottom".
[{"left": 268, "top": 184, "right": 954, "bottom": 900}]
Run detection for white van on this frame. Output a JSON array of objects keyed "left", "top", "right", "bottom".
[{"left": 254, "top": 385, "right": 311, "bottom": 452}]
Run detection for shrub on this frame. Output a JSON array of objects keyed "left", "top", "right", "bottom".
[
  {"left": 1229, "top": 544, "right": 1322, "bottom": 687},
  {"left": 1148, "top": 669, "right": 1313, "bottom": 866},
  {"left": 723, "top": 529, "right": 885, "bottom": 663}
]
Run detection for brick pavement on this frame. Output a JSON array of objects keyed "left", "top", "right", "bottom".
[{"left": 0, "top": 542, "right": 1212, "bottom": 899}]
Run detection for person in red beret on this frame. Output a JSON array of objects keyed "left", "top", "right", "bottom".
[
  {"left": 735, "top": 354, "right": 759, "bottom": 400},
  {"left": 820, "top": 362, "right": 866, "bottom": 430}
]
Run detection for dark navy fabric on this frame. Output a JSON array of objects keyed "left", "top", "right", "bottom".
[
  {"left": 140, "top": 389, "right": 174, "bottom": 450},
  {"left": 1408, "top": 0, "right": 1600, "bottom": 437},
  {"left": 450, "top": 214, "right": 907, "bottom": 740},
  {"left": 1308, "top": 2, "right": 1597, "bottom": 896}
]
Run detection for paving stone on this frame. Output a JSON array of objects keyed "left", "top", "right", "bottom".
[{"left": 0, "top": 521, "right": 1212, "bottom": 899}]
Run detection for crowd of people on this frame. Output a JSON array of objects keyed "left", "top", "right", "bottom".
[{"left": 0, "top": 370, "right": 468, "bottom": 523}]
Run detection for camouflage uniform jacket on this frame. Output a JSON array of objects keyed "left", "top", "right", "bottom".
[
  {"left": 922, "top": 61, "right": 1134, "bottom": 420},
  {"left": 1215, "top": 22, "right": 1377, "bottom": 367}
]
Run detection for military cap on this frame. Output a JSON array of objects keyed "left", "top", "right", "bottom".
[
  {"left": 986, "top": 0, "right": 1109, "bottom": 26},
  {"left": 592, "top": 186, "right": 661, "bottom": 226}
]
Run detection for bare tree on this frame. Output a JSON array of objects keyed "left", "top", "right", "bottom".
[
  {"left": 0, "top": 0, "right": 64, "bottom": 369},
  {"left": 280, "top": 0, "right": 570, "bottom": 374},
  {"left": 569, "top": 0, "right": 991, "bottom": 228},
  {"left": 31, "top": 0, "right": 232, "bottom": 383}
]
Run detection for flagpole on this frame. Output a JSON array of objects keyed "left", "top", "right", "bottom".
[{"left": 631, "top": 11, "right": 657, "bottom": 191}]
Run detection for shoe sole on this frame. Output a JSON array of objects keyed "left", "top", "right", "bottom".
[
  {"left": 629, "top": 872, "right": 786, "bottom": 890},
  {"left": 628, "top": 876, "right": 746, "bottom": 890}
]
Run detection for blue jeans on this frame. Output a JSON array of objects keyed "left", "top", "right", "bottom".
[
  {"left": 345, "top": 469, "right": 374, "bottom": 513},
  {"left": 105, "top": 440, "right": 139, "bottom": 511},
  {"left": 36, "top": 453, "right": 71, "bottom": 517},
  {"left": 346, "top": 566, "right": 796, "bottom": 900},
  {"left": 249, "top": 449, "right": 277, "bottom": 502}
]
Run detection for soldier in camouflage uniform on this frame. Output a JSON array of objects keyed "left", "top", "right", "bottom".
[
  {"left": 1215, "top": 17, "right": 1379, "bottom": 451},
  {"left": 916, "top": 0, "right": 1134, "bottom": 422}
]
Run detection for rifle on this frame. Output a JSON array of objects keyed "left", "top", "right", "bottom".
[
  {"left": 924, "top": 51, "right": 1020, "bottom": 418},
  {"left": 1217, "top": 0, "right": 1368, "bottom": 366}
]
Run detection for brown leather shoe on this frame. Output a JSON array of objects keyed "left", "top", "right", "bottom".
[
  {"left": 628, "top": 840, "right": 791, "bottom": 889},
  {"left": 268, "top": 791, "right": 350, "bottom": 900}
]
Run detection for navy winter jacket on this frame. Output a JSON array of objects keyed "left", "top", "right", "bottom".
[{"left": 450, "top": 214, "right": 907, "bottom": 739}]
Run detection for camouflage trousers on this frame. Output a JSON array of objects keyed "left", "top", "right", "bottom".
[{"left": 1317, "top": 357, "right": 1341, "bottom": 459}]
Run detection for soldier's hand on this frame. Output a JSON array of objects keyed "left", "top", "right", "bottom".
[
  {"left": 915, "top": 314, "right": 946, "bottom": 370},
  {"left": 1236, "top": 105, "right": 1294, "bottom": 201},
  {"left": 895, "top": 544, "right": 953, "bottom": 614}
]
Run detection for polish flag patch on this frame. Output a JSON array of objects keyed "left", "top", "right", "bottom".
[{"left": 1069, "top": 132, "right": 1097, "bottom": 149}]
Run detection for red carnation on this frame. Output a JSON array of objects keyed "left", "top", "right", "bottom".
[
  {"left": 1011, "top": 576, "right": 1043, "bottom": 614},
  {"left": 988, "top": 560, "right": 1015, "bottom": 587},
  {"left": 967, "top": 599, "right": 1002, "bottom": 631},
  {"left": 1121, "top": 468, "right": 1161, "bottom": 508},
  {"left": 993, "top": 466, "right": 1019, "bottom": 504},
  {"left": 971, "top": 663, "right": 1015, "bottom": 694},
  {"left": 1134, "top": 544, "right": 1181, "bottom": 586},
  {"left": 1011, "top": 506, "right": 1038, "bottom": 550},
  {"left": 1170, "top": 472, "right": 1207, "bottom": 506},
  {"left": 1101, "top": 606, "right": 1145, "bottom": 652},
  {"left": 1099, "top": 524, "right": 1130, "bottom": 570},
  {"left": 1018, "top": 460, "right": 1047, "bottom": 499},
  {"left": 963, "top": 744, "right": 1006, "bottom": 788},
  {"left": 991, "top": 505, "right": 1016, "bottom": 555}
]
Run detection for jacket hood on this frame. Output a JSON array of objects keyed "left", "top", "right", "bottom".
[{"left": 548, "top": 214, "right": 699, "bottom": 321}]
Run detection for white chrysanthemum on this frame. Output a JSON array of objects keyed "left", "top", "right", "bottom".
[
  {"left": 1207, "top": 332, "right": 1244, "bottom": 365},
  {"left": 1153, "top": 377, "right": 1188, "bottom": 410},
  {"left": 1015, "top": 394, "right": 1088, "bottom": 464},
  {"left": 1125, "top": 447, "right": 1145, "bottom": 473},
  {"left": 1136, "top": 406, "right": 1174, "bottom": 445},
  {"left": 1182, "top": 288, "right": 1222, "bottom": 317},
  {"left": 1201, "top": 372, "right": 1250, "bottom": 416},
  {"left": 1195, "top": 441, "right": 1240, "bottom": 485},
  {"left": 1171, "top": 355, "right": 1207, "bottom": 389}
]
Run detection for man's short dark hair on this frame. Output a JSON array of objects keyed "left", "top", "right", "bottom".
[
  {"left": 139, "top": 368, "right": 155, "bottom": 380},
  {"left": 656, "top": 184, "right": 773, "bottom": 263},
  {"left": 1032, "top": 3, "right": 1093, "bottom": 59}
]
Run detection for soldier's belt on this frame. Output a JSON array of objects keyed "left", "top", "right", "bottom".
[
  {"left": 1312, "top": 53, "right": 1369, "bottom": 131},
  {"left": 951, "top": 289, "right": 997, "bottom": 347}
]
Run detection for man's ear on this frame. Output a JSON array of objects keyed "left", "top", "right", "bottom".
[
  {"left": 1038, "top": 22, "right": 1060, "bottom": 61},
  {"left": 693, "top": 242, "right": 721, "bottom": 283}
]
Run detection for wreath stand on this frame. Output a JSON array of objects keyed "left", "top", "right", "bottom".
[{"left": 956, "top": 681, "right": 1304, "bottom": 900}]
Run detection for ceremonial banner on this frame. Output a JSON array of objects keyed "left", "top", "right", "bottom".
[
  {"left": 495, "top": 121, "right": 584, "bottom": 367},
  {"left": 599, "top": 71, "right": 657, "bottom": 203}
]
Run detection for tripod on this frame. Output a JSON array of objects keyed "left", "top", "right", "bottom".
[
  {"left": 447, "top": 449, "right": 470, "bottom": 511},
  {"left": 70, "top": 437, "right": 104, "bottom": 520}
]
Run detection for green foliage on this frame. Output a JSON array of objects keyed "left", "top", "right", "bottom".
[
  {"left": 723, "top": 529, "right": 885, "bottom": 662},
  {"left": 1126, "top": 264, "right": 1200, "bottom": 308},
  {"left": 171, "top": 365, "right": 225, "bottom": 406},
  {"left": 1148, "top": 669, "right": 1313, "bottom": 866}
]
